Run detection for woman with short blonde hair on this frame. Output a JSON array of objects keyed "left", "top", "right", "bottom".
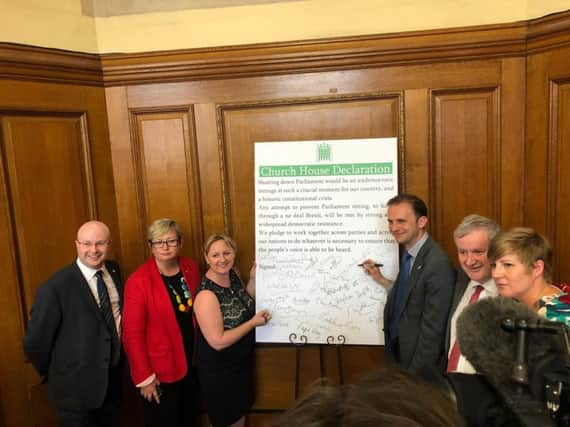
[
  {"left": 123, "top": 218, "right": 201, "bottom": 426},
  {"left": 489, "top": 227, "right": 569, "bottom": 324}
]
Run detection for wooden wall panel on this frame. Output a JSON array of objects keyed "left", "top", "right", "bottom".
[
  {"left": 526, "top": 45, "right": 570, "bottom": 281},
  {"left": 431, "top": 88, "right": 500, "bottom": 258},
  {"left": 498, "top": 57, "right": 525, "bottom": 230},
  {"left": 0, "top": 115, "right": 96, "bottom": 427},
  {"left": 219, "top": 96, "right": 401, "bottom": 275},
  {"left": 549, "top": 80, "right": 570, "bottom": 281},
  {"left": 1, "top": 114, "right": 96, "bottom": 311},
  {"left": 0, "top": 81, "right": 117, "bottom": 427},
  {"left": 104, "top": 57, "right": 524, "bottom": 419},
  {"left": 131, "top": 109, "right": 203, "bottom": 261}
]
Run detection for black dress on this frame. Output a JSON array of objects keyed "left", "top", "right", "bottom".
[
  {"left": 196, "top": 269, "right": 256, "bottom": 427},
  {"left": 143, "top": 271, "right": 198, "bottom": 427}
]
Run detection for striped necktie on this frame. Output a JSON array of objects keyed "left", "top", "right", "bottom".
[{"left": 96, "top": 270, "right": 120, "bottom": 365}]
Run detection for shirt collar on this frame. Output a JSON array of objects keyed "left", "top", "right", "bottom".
[
  {"left": 76, "top": 258, "right": 108, "bottom": 281},
  {"left": 407, "top": 232, "right": 429, "bottom": 258},
  {"left": 469, "top": 277, "right": 496, "bottom": 293}
]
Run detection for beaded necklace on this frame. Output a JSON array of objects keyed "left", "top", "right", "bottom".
[{"left": 163, "top": 273, "right": 193, "bottom": 313}]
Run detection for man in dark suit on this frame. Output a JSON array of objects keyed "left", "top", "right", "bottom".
[
  {"left": 445, "top": 214, "right": 500, "bottom": 374},
  {"left": 24, "top": 220, "right": 123, "bottom": 427},
  {"left": 362, "top": 194, "right": 454, "bottom": 373}
]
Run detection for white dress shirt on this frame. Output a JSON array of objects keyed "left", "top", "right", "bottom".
[
  {"left": 448, "top": 278, "right": 497, "bottom": 374},
  {"left": 76, "top": 258, "right": 121, "bottom": 336}
]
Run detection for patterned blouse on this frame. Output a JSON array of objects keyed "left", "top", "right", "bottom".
[
  {"left": 538, "top": 291, "right": 570, "bottom": 328},
  {"left": 196, "top": 269, "right": 255, "bottom": 329}
]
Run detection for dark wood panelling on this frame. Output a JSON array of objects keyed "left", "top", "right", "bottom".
[
  {"left": 431, "top": 88, "right": 500, "bottom": 257},
  {"left": 403, "top": 89, "right": 430, "bottom": 201},
  {"left": 122, "top": 60, "right": 504, "bottom": 111},
  {"left": 0, "top": 121, "right": 40, "bottom": 427},
  {"left": 0, "top": 112, "right": 99, "bottom": 427},
  {"left": 0, "top": 80, "right": 116, "bottom": 427},
  {"left": 0, "top": 43, "right": 102, "bottom": 86},
  {"left": 549, "top": 79, "right": 570, "bottom": 281},
  {"left": 131, "top": 108, "right": 203, "bottom": 262},
  {"left": 1, "top": 113, "right": 96, "bottom": 311},
  {"left": 254, "top": 346, "right": 298, "bottom": 409},
  {"left": 105, "top": 86, "right": 143, "bottom": 275},
  {"left": 0, "top": 81, "right": 118, "bottom": 240},
  {"left": 99, "top": 23, "right": 528, "bottom": 85},
  {"left": 525, "top": 45, "right": 570, "bottom": 281},
  {"left": 498, "top": 57, "right": 525, "bottom": 229},
  {"left": 219, "top": 95, "right": 401, "bottom": 276},
  {"left": 527, "top": 10, "right": 570, "bottom": 53}
]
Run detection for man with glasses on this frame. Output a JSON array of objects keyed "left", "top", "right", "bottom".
[{"left": 24, "top": 220, "right": 123, "bottom": 427}]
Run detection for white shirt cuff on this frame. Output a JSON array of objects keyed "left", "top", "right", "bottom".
[{"left": 136, "top": 373, "right": 156, "bottom": 388}]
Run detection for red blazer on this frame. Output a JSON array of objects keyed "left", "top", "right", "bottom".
[{"left": 122, "top": 256, "right": 200, "bottom": 384}]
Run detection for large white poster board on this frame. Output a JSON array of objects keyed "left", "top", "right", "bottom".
[{"left": 255, "top": 138, "right": 398, "bottom": 345}]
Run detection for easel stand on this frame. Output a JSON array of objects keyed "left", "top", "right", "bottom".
[
  {"left": 325, "top": 335, "right": 346, "bottom": 386},
  {"left": 288, "top": 333, "right": 346, "bottom": 399},
  {"left": 289, "top": 333, "right": 308, "bottom": 399}
]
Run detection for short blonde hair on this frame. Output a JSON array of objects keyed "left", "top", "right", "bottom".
[
  {"left": 488, "top": 227, "right": 552, "bottom": 282},
  {"left": 147, "top": 218, "right": 183, "bottom": 241},
  {"left": 203, "top": 233, "right": 237, "bottom": 255}
]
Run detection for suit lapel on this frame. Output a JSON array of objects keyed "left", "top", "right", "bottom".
[
  {"left": 445, "top": 270, "right": 469, "bottom": 349},
  {"left": 450, "top": 271, "right": 470, "bottom": 314}
]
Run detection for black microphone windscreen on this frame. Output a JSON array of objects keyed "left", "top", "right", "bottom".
[{"left": 456, "top": 297, "right": 538, "bottom": 389}]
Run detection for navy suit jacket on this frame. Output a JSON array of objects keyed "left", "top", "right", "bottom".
[
  {"left": 24, "top": 260, "right": 122, "bottom": 410},
  {"left": 384, "top": 236, "right": 455, "bottom": 373}
]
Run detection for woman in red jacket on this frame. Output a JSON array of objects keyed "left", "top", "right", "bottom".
[{"left": 122, "top": 218, "right": 200, "bottom": 426}]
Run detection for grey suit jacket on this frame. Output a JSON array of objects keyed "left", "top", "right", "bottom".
[
  {"left": 444, "top": 269, "right": 470, "bottom": 356},
  {"left": 24, "top": 260, "right": 122, "bottom": 410},
  {"left": 384, "top": 235, "right": 455, "bottom": 373}
]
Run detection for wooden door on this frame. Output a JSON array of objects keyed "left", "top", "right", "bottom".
[
  {"left": 0, "top": 112, "right": 96, "bottom": 426},
  {"left": 0, "top": 79, "right": 117, "bottom": 427}
]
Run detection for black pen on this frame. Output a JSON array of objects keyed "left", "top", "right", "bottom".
[{"left": 358, "top": 263, "right": 383, "bottom": 267}]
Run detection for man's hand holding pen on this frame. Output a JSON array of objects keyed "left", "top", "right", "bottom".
[{"left": 359, "top": 259, "right": 393, "bottom": 289}]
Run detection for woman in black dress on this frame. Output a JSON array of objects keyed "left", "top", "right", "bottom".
[{"left": 194, "top": 234, "right": 271, "bottom": 427}]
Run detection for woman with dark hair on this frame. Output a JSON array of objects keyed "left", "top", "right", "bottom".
[
  {"left": 274, "top": 368, "right": 464, "bottom": 427},
  {"left": 122, "top": 218, "right": 200, "bottom": 426},
  {"left": 194, "top": 233, "right": 271, "bottom": 427}
]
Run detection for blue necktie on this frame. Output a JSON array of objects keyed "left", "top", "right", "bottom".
[
  {"left": 96, "top": 270, "right": 120, "bottom": 365},
  {"left": 389, "top": 251, "right": 412, "bottom": 339}
]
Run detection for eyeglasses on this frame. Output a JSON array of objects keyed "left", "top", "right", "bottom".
[
  {"left": 77, "top": 240, "right": 109, "bottom": 249},
  {"left": 149, "top": 239, "right": 180, "bottom": 248}
]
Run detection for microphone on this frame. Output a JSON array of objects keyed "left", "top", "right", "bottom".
[
  {"left": 501, "top": 318, "right": 566, "bottom": 333},
  {"left": 456, "top": 297, "right": 556, "bottom": 390},
  {"left": 455, "top": 297, "right": 569, "bottom": 426}
]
